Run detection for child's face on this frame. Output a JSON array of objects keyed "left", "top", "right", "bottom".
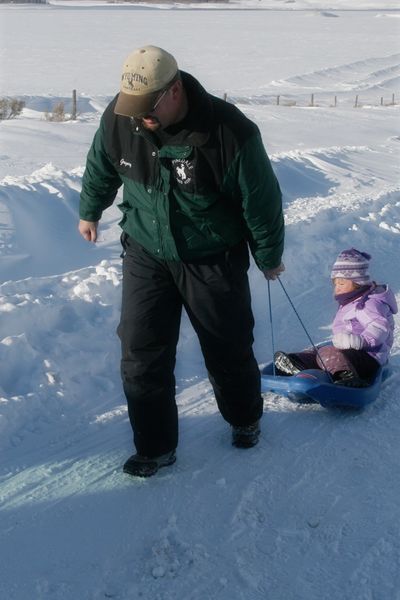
[{"left": 333, "top": 278, "right": 358, "bottom": 294}]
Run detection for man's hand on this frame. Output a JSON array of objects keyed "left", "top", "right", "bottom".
[
  {"left": 79, "top": 220, "right": 99, "bottom": 243},
  {"left": 263, "top": 262, "right": 285, "bottom": 281}
]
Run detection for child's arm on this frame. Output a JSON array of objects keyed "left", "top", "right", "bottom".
[
  {"left": 353, "top": 300, "right": 392, "bottom": 349},
  {"left": 332, "top": 296, "right": 392, "bottom": 351}
]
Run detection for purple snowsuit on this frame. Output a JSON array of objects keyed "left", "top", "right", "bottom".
[
  {"left": 288, "top": 284, "right": 397, "bottom": 380},
  {"left": 332, "top": 284, "right": 397, "bottom": 366}
]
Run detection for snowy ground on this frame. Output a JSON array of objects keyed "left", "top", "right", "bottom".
[{"left": 1, "top": 3, "right": 400, "bottom": 599}]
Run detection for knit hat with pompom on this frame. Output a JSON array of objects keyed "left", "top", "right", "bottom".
[{"left": 330, "top": 248, "right": 371, "bottom": 285}]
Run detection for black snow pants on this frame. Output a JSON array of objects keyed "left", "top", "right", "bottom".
[{"left": 117, "top": 234, "right": 263, "bottom": 457}]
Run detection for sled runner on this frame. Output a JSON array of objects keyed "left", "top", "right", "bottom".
[
  {"left": 261, "top": 362, "right": 390, "bottom": 409},
  {"left": 262, "top": 279, "right": 391, "bottom": 409}
]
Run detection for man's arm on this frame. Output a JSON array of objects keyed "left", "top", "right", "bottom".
[
  {"left": 79, "top": 117, "right": 122, "bottom": 230},
  {"left": 236, "top": 132, "right": 285, "bottom": 274}
]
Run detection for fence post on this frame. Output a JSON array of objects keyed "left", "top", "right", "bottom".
[
  {"left": 392, "top": 93, "right": 395, "bottom": 105},
  {"left": 71, "top": 89, "right": 77, "bottom": 120},
  {"left": 381, "top": 97, "right": 384, "bottom": 106},
  {"left": 354, "top": 95, "right": 359, "bottom": 108},
  {"left": 310, "top": 93, "right": 314, "bottom": 107},
  {"left": 277, "top": 95, "right": 280, "bottom": 106},
  {"left": 223, "top": 92, "right": 227, "bottom": 102},
  {"left": 334, "top": 96, "right": 337, "bottom": 107}
]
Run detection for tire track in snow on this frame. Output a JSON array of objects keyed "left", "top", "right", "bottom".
[{"left": 276, "top": 52, "right": 400, "bottom": 91}]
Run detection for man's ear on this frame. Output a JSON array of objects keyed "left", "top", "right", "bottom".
[{"left": 170, "top": 79, "right": 183, "bottom": 100}]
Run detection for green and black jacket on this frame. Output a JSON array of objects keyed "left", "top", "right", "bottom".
[{"left": 80, "top": 72, "right": 284, "bottom": 269}]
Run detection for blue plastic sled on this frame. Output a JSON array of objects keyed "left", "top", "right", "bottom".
[{"left": 261, "top": 363, "right": 391, "bottom": 409}]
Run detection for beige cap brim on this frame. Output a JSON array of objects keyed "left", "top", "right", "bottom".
[{"left": 114, "top": 90, "right": 160, "bottom": 118}]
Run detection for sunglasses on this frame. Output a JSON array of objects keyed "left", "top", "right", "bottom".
[{"left": 137, "top": 86, "right": 170, "bottom": 120}]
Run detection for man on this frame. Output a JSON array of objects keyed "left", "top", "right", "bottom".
[{"left": 79, "top": 46, "right": 284, "bottom": 477}]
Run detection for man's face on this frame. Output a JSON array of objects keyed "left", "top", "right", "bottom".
[
  {"left": 139, "top": 86, "right": 170, "bottom": 131},
  {"left": 138, "top": 81, "right": 183, "bottom": 131}
]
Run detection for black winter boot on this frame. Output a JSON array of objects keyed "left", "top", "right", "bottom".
[
  {"left": 333, "top": 370, "right": 369, "bottom": 388},
  {"left": 232, "top": 421, "right": 260, "bottom": 448},
  {"left": 274, "top": 351, "right": 303, "bottom": 376},
  {"left": 123, "top": 451, "right": 176, "bottom": 478}
]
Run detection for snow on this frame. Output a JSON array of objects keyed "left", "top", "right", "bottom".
[{"left": 1, "top": 2, "right": 400, "bottom": 599}]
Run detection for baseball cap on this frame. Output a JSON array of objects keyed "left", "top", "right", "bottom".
[{"left": 114, "top": 45, "right": 178, "bottom": 117}]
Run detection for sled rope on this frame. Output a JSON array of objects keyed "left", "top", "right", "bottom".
[
  {"left": 268, "top": 277, "right": 334, "bottom": 380},
  {"left": 267, "top": 280, "right": 276, "bottom": 375}
]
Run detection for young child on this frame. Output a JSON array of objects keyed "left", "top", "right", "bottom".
[{"left": 274, "top": 248, "right": 398, "bottom": 387}]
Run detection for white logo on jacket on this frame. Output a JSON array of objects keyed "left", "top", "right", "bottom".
[
  {"left": 120, "top": 158, "right": 132, "bottom": 168},
  {"left": 172, "top": 159, "right": 194, "bottom": 185}
]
